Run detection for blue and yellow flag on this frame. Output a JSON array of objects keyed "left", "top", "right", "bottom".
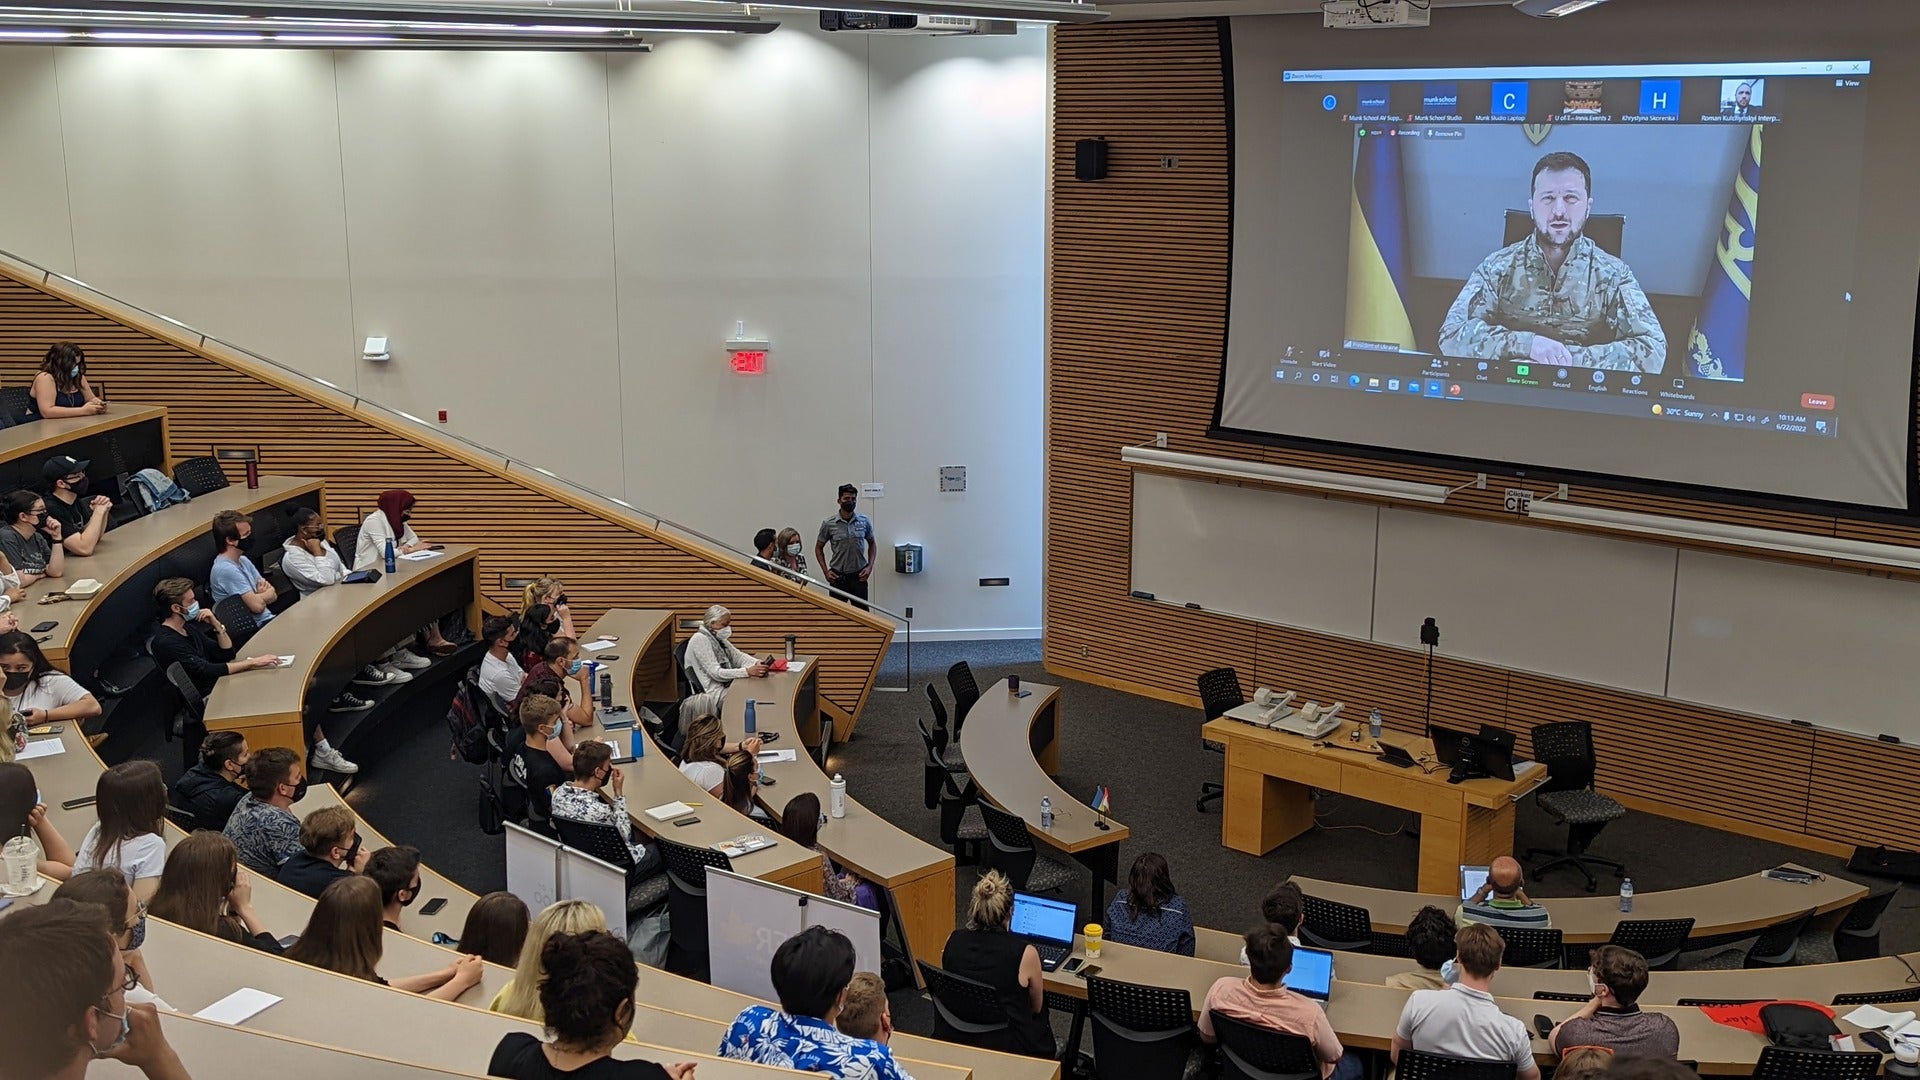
[
  {"left": 1687, "top": 125, "right": 1761, "bottom": 381},
  {"left": 1344, "top": 131, "right": 1417, "bottom": 352}
]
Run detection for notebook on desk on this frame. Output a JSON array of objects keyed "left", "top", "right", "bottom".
[{"left": 1010, "top": 891, "right": 1079, "bottom": 971}]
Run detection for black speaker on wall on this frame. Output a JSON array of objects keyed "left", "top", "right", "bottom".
[{"left": 1074, "top": 138, "right": 1108, "bottom": 181}]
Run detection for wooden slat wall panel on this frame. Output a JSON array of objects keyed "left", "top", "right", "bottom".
[
  {"left": 0, "top": 272, "right": 890, "bottom": 724},
  {"left": 1045, "top": 19, "right": 1913, "bottom": 856}
]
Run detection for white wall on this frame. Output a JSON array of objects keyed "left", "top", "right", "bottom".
[{"left": 0, "top": 30, "right": 1046, "bottom": 638}]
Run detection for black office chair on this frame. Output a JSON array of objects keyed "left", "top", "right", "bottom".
[
  {"left": 1674, "top": 997, "right": 1760, "bottom": 1007},
  {"left": 1531, "top": 990, "right": 1590, "bottom": 1002},
  {"left": 1086, "top": 973, "right": 1191, "bottom": 1080},
  {"left": 1370, "top": 931, "right": 1413, "bottom": 958},
  {"left": 0, "top": 387, "right": 31, "bottom": 425},
  {"left": 1502, "top": 209, "right": 1625, "bottom": 258},
  {"left": 332, "top": 525, "right": 360, "bottom": 566},
  {"left": 1209, "top": 1011, "right": 1321, "bottom": 1080},
  {"left": 551, "top": 816, "right": 670, "bottom": 915},
  {"left": 1299, "top": 894, "right": 1373, "bottom": 953},
  {"left": 171, "top": 456, "right": 230, "bottom": 497},
  {"left": 1525, "top": 721, "right": 1626, "bottom": 892},
  {"left": 926, "top": 683, "right": 966, "bottom": 771},
  {"left": 1195, "top": 667, "right": 1244, "bottom": 813},
  {"left": 977, "top": 800, "right": 1075, "bottom": 896},
  {"left": 657, "top": 835, "right": 732, "bottom": 981},
  {"left": 1393, "top": 1048, "right": 1516, "bottom": 1080},
  {"left": 1608, "top": 917, "right": 1694, "bottom": 972},
  {"left": 1697, "top": 907, "right": 1815, "bottom": 970},
  {"left": 161, "top": 661, "right": 207, "bottom": 774},
  {"left": 1832, "top": 987, "right": 1920, "bottom": 1006},
  {"left": 212, "top": 596, "right": 259, "bottom": 650},
  {"left": 917, "top": 961, "right": 1011, "bottom": 1051},
  {"left": 1751, "top": 1046, "right": 1882, "bottom": 1080},
  {"left": 1834, "top": 888, "right": 1898, "bottom": 962},
  {"left": 919, "top": 718, "right": 985, "bottom": 864},
  {"left": 1493, "top": 926, "right": 1564, "bottom": 969},
  {"left": 947, "top": 661, "right": 980, "bottom": 733}
]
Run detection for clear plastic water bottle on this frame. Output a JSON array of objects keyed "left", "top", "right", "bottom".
[
  {"left": 830, "top": 774, "right": 846, "bottom": 819},
  {"left": 383, "top": 537, "right": 396, "bottom": 574},
  {"left": 1040, "top": 796, "right": 1054, "bottom": 829},
  {"left": 744, "top": 699, "right": 757, "bottom": 735},
  {"left": 1619, "top": 877, "right": 1634, "bottom": 913},
  {"left": 1369, "top": 708, "right": 1383, "bottom": 739}
]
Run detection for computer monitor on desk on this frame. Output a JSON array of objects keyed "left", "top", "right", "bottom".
[{"left": 1430, "top": 724, "right": 1516, "bottom": 782}]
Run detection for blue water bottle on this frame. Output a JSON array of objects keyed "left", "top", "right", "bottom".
[
  {"left": 744, "top": 699, "right": 757, "bottom": 735},
  {"left": 631, "top": 726, "right": 644, "bottom": 760},
  {"left": 383, "top": 537, "right": 396, "bottom": 573}
]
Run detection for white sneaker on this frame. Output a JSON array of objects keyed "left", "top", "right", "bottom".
[
  {"left": 353, "top": 665, "right": 401, "bottom": 686},
  {"left": 389, "top": 648, "right": 431, "bottom": 671},
  {"left": 310, "top": 744, "right": 359, "bottom": 774},
  {"left": 379, "top": 663, "right": 415, "bottom": 683}
]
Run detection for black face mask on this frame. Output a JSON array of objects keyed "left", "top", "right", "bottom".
[
  {"left": 236, "top": 534, "right": 256, "bottom": 554},
  {"left": 65, "top": 477, "right": 88, "bottom": 497},
  {"left": 840, "top": 500, "right": 856, "bottom": 512},
  {"left": 287, "top": 779, "right": 309, "bottom": 803},
  {"left": 2, "top": 671, "right": 29, "bottom": 692},
  {"left": 400, "top": 882, "right": 420, "bottom": 907}
]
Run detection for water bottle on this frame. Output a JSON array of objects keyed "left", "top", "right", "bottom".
[
  {"left": 1369, "top": 708, "right": 1382, "bottom": 739},
  {"left": 1040, "top": 796, "right": 1054, "bottom": 829},
  {"left": 830, "top": 774, "right": 847, "bottom": 819},
  {"left": 630, "top": 726, "right": 644, "bottom": 760},
  {"left": 784, "top": 634, "right": 796, "bottom": 662},
  {"left": 1619, "top": 877, "right": 1634, "bottom": 913},
  {"left": 743, "top": 699, "right": 757, "bottom": 735},
  {"left": 383, "top": 537, "right": 396, "bottom": 573},
  {"left": 598, "top": 672, "right": 613, "bottom": 708}
]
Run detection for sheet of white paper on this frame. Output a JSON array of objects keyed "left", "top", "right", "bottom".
[
  {"left": 1897, "top": 1017, "right": 1920, "bottom": 1039},
  {"left": 193, "top": 988, "right": 283, "bottom": 1025},
  {"left": 397, "top": 550, "right": 441, "bottom": 561},
  {"left": 16, "top": 739, "right": 64, "bottom": 761},
  {"left": 783, "top": 661, "right": 807, "bottom": 673},
  {"left": 1844, "top": 1004, "right": 1915, "bottom": 1030},
  {"left": 580, "top": 640, "right": 616, "bottom": 652},
  {"left": 275, "top": 656, "right": 296, "bottom": 667},
  {"left": 1834, "top": 1036, "right": 1856, "bottom": 1052},
  {"left": 756, "top": 748, "right": 798, "bottom": 763}
]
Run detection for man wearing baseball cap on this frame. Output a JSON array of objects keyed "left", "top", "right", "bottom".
[{"left": 43, "top": 455, "right": 112, "bottom": 557}]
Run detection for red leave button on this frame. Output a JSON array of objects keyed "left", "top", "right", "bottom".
[{"left": 1801, "top": 393, "right": 1836, "bottom": 410}]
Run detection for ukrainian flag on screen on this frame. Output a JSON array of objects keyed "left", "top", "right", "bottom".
[
  {"left": 1344, "top": 131, "right": 1417, "bottom": 352},
  {"left": 1687, "top": 124, "right": 1762, "bottom": 381}
]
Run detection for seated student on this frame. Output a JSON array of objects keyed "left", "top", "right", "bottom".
[
  {"left": 1548, "top": 945, "right": 1680, "bottom": 1059},
  {"left": 0, "top": 630, "right": 100, "bottom": 733},
  {"left": 515, "top": 638, "right": 596, "bottom": 734},
  {"left": 1387, "top": 905, "right": 1457, "bottom": 991},
  {"left": 515, "top": 577, "right": 574, "bottom": 667},
  {"left": 942, "top": 870, "right": 1052, "bottom": 1059},
  {"left": 276, "top": 805, "right": 368, "bottom": 899},
  {"left": 549, "top": 740, "right": 664, "bottom": 881},
  {"left": 0, "top": 759, "right": 77, "bottom": 880},
  {"left": 0, "top": 900, "right": 193, "bottom": 1080},
  {"left": 208, "top": 509, "right": 278, "bottom": 624},
  {"left": 478, "top": 615, "right": 524, "bottom": 716},
  {"left": 489, "top": 929, "right": 696, "bottom": 1080},
  {"left": 171, "top": 731, "right": 250, "bottom": 832},
  {"left": 29, "top": 341, "right": 107, "bottom": 420},
  {"left": 148, "top": 830, "right": 284, "bottom": 954},
  {"left": 781, "top": 791, "right": 878, "bottom": 910},
  {"left": 458, "top": 891, "right": 532, "bottom": 968},
  {"left": 685, "top": 605, "right": 771, "bottom": 694},
  {"left": 1392, "top": 923, "right": 1540, "bottom": 1080},
  {"left": 677, "top": 713, "right": 760, "bottom": 798},
  {"left": 73, "top": 760, "right": 169, "bottom": 907},
  {"left": 1104, "top": 852, "right": 1196, "bottom": 956},
  {"left": 222, "top": 746, "right": 307, "bottom": 877},
  {"left": 1458, "top": 856, "right": 1551, "bottom": 929},
  {"left": 1606, "top": 1060, "right": 1698, "bottom": 1080},
  {"left": 41, "top": 455, "right": 112, "bottom": 557},
  {"left": 365, "top": 844, "right": 424, "bottom": 932},
  {"left": 1238, "top": 879, "right": 1305, "bottom": 964},
  {"left": 1550, "top": 1046, "right": 1613, "bottom": 1080},
  {"left": 1198, "top": 926, "right": 1358, "bottom": 1080},
  {"left": 53, "top": 869, "right": 172, "bottom": 1011},
  {"left": 352, "top": 488, "right": 456, "bottom": 659},
  {"left": 279, "top": 507, "right": 406, "bottom": 699},
  {"left": 505, "top": 695, "right": 571, "bottom": 827},
  {"left": 719, "top": 925, "right": 915, "bottom": 1079},
  {"left": 0, "top": 489, "right": 64, "bottom": 584},
  {"left": 492, "top": 898, "right": 611, "bottom": 1020},
  {"left": 285, "top": 876, "right": 483, "bottom": 1000},
  {"left": 718, "top": 750, "right": 763, "bottom": 820},
  {"left": 834, "top": 971, "right": 892, "bottom": 1044}
]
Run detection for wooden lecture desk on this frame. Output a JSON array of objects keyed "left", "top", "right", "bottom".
[
  {"left": 0, "top": 404, "right": 169, "bottom": 495},
  {"left": 573, "top": 610, "right": 823, "bottom": 895},
  {"left": 28, "top": 476, "right": 321, "bottom": 670},
  {"left": 1205, "top": 712, "right": 1553, "bottom": 894},
  {"left": 722, "top": 659, "right": 958, "bottom": 972},
  {"left": 1290, "top": 869, "right": 1867, "bottom": 944},
  {"left": 960, "top": 679, "right": 1128, "bottom": 917},
  {"left": 93, "top": 1012, "right": 497, "bottom": 1080},
  {"left": 203, "top": 543, "right": 480, "bottom": 753}
]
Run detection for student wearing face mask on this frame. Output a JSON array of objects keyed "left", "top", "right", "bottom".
[
  {"left": 0, "top": 629, "right": 100, "bottom": 732},
  {"left": 279, "top": 507, "right": 398, "bottom": 703},
  {"left": 685, "top": 604, "right": 770, "bottom": 694},
  {"left": 170, "top": 731, "right": 251, "bottom": 832},
  {"left": 221, "top": 746, "right": 309, "bottom": 877},
  {"left": 815, "top": 483, "right": 876, "bottom": 609},
  {"left": 41, "top": 455, "right": 112, "bottom": 557},
  {"left": 772, "top": 526, "right": 810, "bottom": 580},
  {"left": 365, "top": 844, "right": 424, "bottom": 932},
  {"left": 479, "top": 615, "right": 525, "bottom": 715},
  {"left": 208, "top": 510, "right": 277, "bottom": 626},
  {"left": 53, "top": 870, "right": 174, "bottom": 1012},
  {"left": 0, "top": 900, "right": 192, "bottom": 1080},
  {"left": 1547, "top": 945, "right": 1679, "bottom": 1059},
  {"left": 515, "top": 637, "right": 596, "bottom": 732},
  {"left": 276, "top": 805, "right": 369, "bottom": 899},
  {"left": 0, "top": 488, "right": 64, "bottom": 584},
  {"left": 550, "top": 740, "right": 664, "bottom": 881},
  {"left": 504, "top": 695, "right": 571, "bottom": 829},
  {"left": 353, "top": 488, "right": 457, "bottom": 659},
  {"left": 28, "top": 342, "right": 107, "bottom": 422},
  {"left": 517, "top": 577, "right": 574, "bottom": 656}
]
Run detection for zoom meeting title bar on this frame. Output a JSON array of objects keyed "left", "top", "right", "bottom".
[{"left": 1284, "top": 60, "right": 1870, "bottom": 83}]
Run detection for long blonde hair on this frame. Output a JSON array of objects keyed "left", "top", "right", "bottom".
[
  {"left": 494, "top": 899, "right": 608, "bottom": 1022},
  {"left": 519, "top": 578, "right": 562, "bottom": 618},
  {"left": 965, "top": 870, "right": 1015, "bottom": 932},
  {"left": 681, "top": 714, "right": 726, "bottom": 766}
]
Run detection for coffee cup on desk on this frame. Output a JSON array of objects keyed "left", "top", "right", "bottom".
[{"left": 1009, "top": 674, "right": 1021, "bottom": 693}]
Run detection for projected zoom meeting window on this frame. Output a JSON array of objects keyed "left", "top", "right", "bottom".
[{"left": 1218, "top": 58, "right": 1908, "bottom": 508}]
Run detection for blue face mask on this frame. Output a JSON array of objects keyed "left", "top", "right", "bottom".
[
  {"left": 70, "top": 366, "right": 80, "bottom": 379},
  {"left": 566, "top": 659, "right": 583, "bottom": 676},
  {"left": 1439, "top": 958, "right": 1459, "bottom": 985},
  {"left": 182, "top": 602, "right": 201, "bottom": 621}
]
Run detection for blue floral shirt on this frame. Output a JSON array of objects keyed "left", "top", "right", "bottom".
[{"left": 719, "top": 1006, "right": 914, "bottom": 1080}]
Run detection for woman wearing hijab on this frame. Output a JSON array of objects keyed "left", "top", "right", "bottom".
[{"left": 353, "top": 490, "right": 456, "bottom": 657}]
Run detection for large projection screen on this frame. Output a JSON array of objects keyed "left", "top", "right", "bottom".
[{"left": 1219, "top": 3, "right": 1920, "bottom": 510}]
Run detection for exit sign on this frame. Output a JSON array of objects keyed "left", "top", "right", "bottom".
[{"left": 730, "top": 350, "right": 767, "bottom": 375}]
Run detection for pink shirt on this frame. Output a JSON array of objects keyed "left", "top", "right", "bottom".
[{"left": 1198, "top": 977, "right": 1344, "bottom": 1079}]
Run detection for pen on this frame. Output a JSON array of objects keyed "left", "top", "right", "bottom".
[{"left": 685, "top": 802, "right": 703, "bottom": 807}]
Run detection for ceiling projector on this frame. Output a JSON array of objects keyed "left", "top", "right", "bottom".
[{"left": 1513, "top": 0, "right": 1610, "bottom": 15}]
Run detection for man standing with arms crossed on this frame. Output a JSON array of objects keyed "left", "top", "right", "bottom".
[{"left": 815, "top": 483, "right": 876, "bottom": 610}]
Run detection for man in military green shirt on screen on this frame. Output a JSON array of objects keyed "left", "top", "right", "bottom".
[{"left": 1439, "top": 151, "right": 1667, "bottom": 374}]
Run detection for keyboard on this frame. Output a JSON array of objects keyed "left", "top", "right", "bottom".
[{"left": 1035, "top": 942, "right": 1070, "bottom": 971}]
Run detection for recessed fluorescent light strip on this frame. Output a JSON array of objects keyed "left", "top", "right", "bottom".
[
  {"left": 1526, "top": 500, "right": 1920, "bottom": 571},
  {"left": 0, "top": 0, "right": 775, "bottom": 38},
  {"left": 1120, "top": 446, "right": 1451, "bottom": 504},
  {"left": 752, "top": 0, "right": 1103, "bottom": 21}
]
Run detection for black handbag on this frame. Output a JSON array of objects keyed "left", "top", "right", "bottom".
[{"left": 1760, "top": 1002, "right": 1841, "bottom": 1050}]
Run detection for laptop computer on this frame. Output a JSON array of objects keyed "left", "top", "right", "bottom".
[
  {"left": 1281, "top": 945, "right": 1335, "bottom": 1001},
  {"left": 1377, "top": 743, "right": 1418, "bottom": 769},
  {"left": 1010, "top": 891, "right": 1079, "bottom": 971},
  {"left": 1460, "top": 864, "right": 1491, "bottom": 901}
]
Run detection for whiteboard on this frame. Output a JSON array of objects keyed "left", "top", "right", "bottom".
[
  {"left": 705, "top": 869, "right": 881, "bottom": 1004},
  {"left": 1667, "top": 550, "right": 1920, "bottom": 741},
  {"left": 559, "top": 846, "right": 629, "bottom": 943},
  {"left": 504, "top": 823, "right": 560, "bottom": 916},
  {"left": 1130, "top": 471, "right": 1379, "bottom": 639},
  {"left": 1372, "top": 508, "right": 1678, "bottom": 695}
]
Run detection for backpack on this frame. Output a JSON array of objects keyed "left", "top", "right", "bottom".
[
  {"left": 446, "top": 668, "right": 499, "bottom": 765},
  {"left": 128, "top": 468, "right": 191, "bottom": 515},
  {"left": 476, "top": 756, "right": 506, "bottom": 836},
  {"left": 1759, "top": 1001, "right": 1841, "bottom": 1050}
]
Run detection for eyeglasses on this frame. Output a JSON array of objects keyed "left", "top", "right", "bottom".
[{"left": 120, "top": 964, "right": 140, "bottom": 992}]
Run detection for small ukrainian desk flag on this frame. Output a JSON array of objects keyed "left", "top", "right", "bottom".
[
  {"left": 1688, "top": 124, "right": 1762, "bottom": 381},
  {"left": 1344, "top": 130, "right": 1417, "bottom": 352}
]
